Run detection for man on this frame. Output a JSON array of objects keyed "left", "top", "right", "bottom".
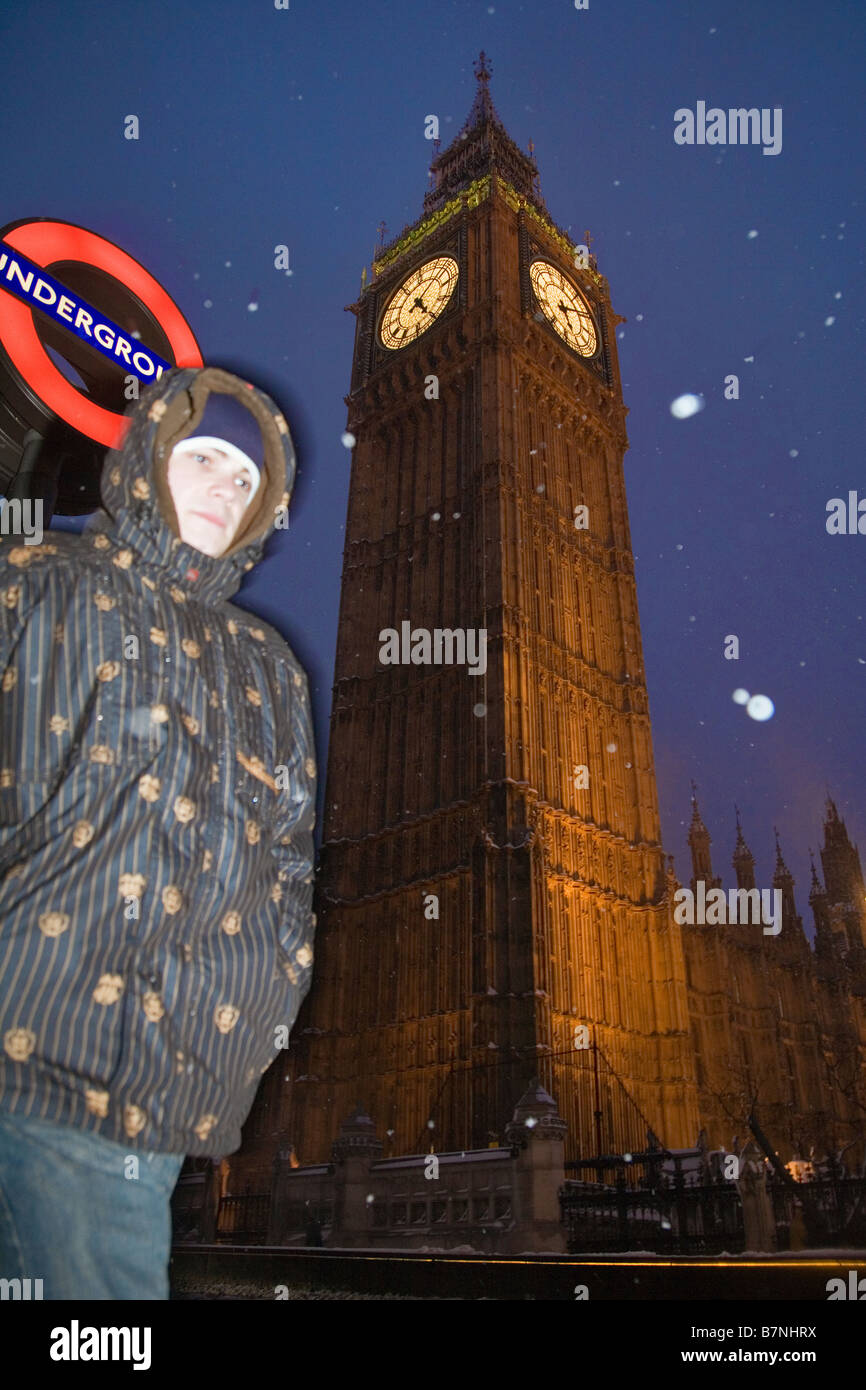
[{"left": 0, "top": 366, "right": 316, "bottom": 1299}]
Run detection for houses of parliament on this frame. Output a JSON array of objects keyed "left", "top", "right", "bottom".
[{"left": 231, "top": 56, "right": 866, "bottom": 1191}]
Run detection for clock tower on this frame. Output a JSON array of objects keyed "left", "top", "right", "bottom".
[{"left": 282, "top": 54, "right": 701, "bottom": 1164}]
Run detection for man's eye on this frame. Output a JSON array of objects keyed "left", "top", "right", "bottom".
[
  {"left": 194, "top": 453, "right": 210, "bottom": 464},
  {"left": 236, "top": 476, "right": 251, "bottom": 490}
]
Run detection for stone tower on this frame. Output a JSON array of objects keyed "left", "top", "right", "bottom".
[{"left": 279, "top": 55, "right": 701, "bottom": 1164}]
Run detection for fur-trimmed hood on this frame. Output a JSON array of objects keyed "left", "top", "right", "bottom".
[{"left": 84, "top": 365, "right": 296, "bottom": 604}]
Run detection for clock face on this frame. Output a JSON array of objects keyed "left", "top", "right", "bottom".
[
  {"left": 529, "top": 260, "right": 598, "bottom": 357},
  {"left": 379, "top": 256, "right": 459, "bottom": 349}
]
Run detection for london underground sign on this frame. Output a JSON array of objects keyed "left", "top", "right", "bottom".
[
  {"left": 0, "top": 243, "right": 174, "bottom": 382},
  {"left": 0, "top": 219, "right": 202, "bottom": 450}
]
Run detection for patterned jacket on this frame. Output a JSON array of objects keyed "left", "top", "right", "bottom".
[{"left": 0, "top": 366, "right": 316, "bottom": 1157}]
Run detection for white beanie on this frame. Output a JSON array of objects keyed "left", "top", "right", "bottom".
[{"left": 174, "top": 436, "right": 262, "bottom": 501}]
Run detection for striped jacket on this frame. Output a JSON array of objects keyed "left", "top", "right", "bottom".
[{"left": 0, "top": 366, "right": 316, "bottom": 1157}]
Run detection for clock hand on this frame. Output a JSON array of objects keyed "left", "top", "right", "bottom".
[
  {"left": 557, "top": 300, "right": 575, "bottom": 316},
  {"left": 412, "top": 296, "right": 429, "bottom": 314}
]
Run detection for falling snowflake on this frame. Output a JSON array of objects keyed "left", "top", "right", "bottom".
[
  {"left": 747, "top": 694, "right": 774, "bottom": 722},
  {"left": 670, "top": 393, "right": 704, "bottom": 419},
  {"left": 341, "top": 432, "right": 355, "bottom": 449}
]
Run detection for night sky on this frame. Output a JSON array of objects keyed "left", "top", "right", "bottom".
[{"left": 2, "top": 0, "right": 863, "bottom": 919}]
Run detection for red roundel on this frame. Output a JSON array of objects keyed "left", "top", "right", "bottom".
[{"left": 0, "top": 220, "right": 202, "bottom": 448}]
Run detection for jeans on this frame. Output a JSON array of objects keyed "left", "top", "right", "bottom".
[{"left": 0, "top": 1112, "right": 185, "bottom": 1300}]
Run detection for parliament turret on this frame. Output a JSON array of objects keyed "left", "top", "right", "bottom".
[{"left": 732, "top": 805, "right": 756, "bottom": 891}]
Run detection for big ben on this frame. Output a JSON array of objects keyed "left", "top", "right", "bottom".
[{"left": 279, "top": 54, "right": 701, "bottom": 1165}]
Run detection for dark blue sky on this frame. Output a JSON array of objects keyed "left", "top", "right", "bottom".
[{"left": 2, "top": 0, "right": 863, "bottom": 915}]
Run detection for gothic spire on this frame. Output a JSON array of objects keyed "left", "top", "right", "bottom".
[
  {"left": 773, "top": 826, "right": 790, "bottom": 880},
  {"left": 688, "top": 782, "right": 719, "bottom": 892},
  {"left": 422, "top": 51, "right": 547, "bottom": 217},
  {"left": 461, "top": 50, "right": 497, "bottom": 131},
  {"left": 772, "top": 827, "right": 805, "bottom": 942},
  {"left": 808, "top": 847, "right": 838, "bottom": 955},
  {"left": 732, "top": 804, "right": 756, "bottom": 890},
  {"left": 818, "top": 793, "right": 866, "bottom": 948}
]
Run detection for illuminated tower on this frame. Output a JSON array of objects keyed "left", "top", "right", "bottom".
[{"left": 281, "top": 55, "right": 701, "bottom": 1163}]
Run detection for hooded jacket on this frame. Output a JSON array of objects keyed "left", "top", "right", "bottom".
[{"left": 0, "top": 366, "right": 316, "bottom": 1157}]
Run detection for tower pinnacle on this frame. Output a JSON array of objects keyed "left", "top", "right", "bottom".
[
  {"left": 732, "top": 804, "right": 756, "bottom": 891},
  {"left": 688, "top": 783, "right": 720, "bottom": 892},
  {"left": 422, "top": 52, "right": 546, "bottom": 217}
]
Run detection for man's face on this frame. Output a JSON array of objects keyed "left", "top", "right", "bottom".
[{"left": 166, "top": 443, "right": 256, "bottom": 557}]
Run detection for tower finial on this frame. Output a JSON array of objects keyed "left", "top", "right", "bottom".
[
  {"left": 732, "top": 804, "right": 755, "bottom": 887},
  {"left": 733, "top": 805, "right": 750, "bottom": 854},
  {"left": 773, "top": 826, "right": 790, "bottom": 876},
  {"left": 474, "top": 51, "right": 492, "bottom": 84}
]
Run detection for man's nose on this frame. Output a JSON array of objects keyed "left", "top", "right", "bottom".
[{"left": 208, "top": 476, "right": 236, "bottom": 500}]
